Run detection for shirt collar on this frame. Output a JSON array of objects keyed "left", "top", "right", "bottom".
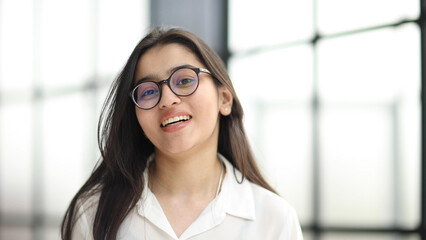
[
  {"left": 136, "top": 154, "right": 176, "bottom": 236},
  {"left": 217, "top": 153, "right": 256, "bottom": 221},
  {"left": 135, "top": 153, "right": 256, "bottom": 235}
]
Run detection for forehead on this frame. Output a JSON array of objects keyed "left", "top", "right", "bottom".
[{"left": 135, "top": 43, "right": 204, "bottom": 82}]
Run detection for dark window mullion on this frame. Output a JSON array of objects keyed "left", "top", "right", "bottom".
[{"left": 420, "top": 0, "right": 426, "bottom": 239}]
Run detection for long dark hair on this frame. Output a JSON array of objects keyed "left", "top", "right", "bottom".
[{"left": 61, "top": 27, "right": 275, "bottom": 240}]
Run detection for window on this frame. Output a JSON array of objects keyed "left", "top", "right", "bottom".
[
  {"left": 229, "top": 0, "right": 421, "bottom": 238},
  {"left": 0, "top": 1, "right": 149, "bottom": 239}
]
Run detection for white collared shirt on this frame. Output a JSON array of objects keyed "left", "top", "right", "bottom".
[{"left": 72, "top": 154, "right": 304, "bottom": 240}]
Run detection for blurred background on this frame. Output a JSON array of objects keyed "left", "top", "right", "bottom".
[{"left": 0, "top": 0, "right": 423, "bottom": 239}]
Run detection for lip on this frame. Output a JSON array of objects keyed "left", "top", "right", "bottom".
[{"left": 159, "top": 110, "right": 192, "bottom": 132}]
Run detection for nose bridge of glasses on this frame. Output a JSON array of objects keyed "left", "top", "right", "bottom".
[
  {"left": 158, "top": 79, "right": 169, "bottom": 85},
  {"left": 158, "top": 77, "right": 179, "bottom": 98},
  {"left": 157, "top": 78, "right": 174, "bottom": 93},
  {"left": 157, "top": 79, "right": 181, "bottom": 108}
]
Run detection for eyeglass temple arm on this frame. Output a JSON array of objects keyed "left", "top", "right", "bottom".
[{"left": 199, "top": 68, "right": 211, "bottom": 74}]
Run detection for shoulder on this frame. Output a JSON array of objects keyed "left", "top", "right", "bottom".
[
  {"left": 249, "top": 182, "right": 303, "bottom": 239},
  {"left": 219, "top": 154, "right": 299, "bottom": 222},
  {"left": 71, "top": 192, "right": 101, "bottom": 239},
  {"left": 75, "top": 192, "right": 100, "bottom": 219},
  {"left": 250, "top": 183, "right": 297, "bottom": 219},
  {"left": 218, "top": 154, "right": 303, "bottom": 239}
]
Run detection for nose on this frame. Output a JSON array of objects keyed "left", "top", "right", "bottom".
[{"left": 158, "top": 83, "right": 181, "bottom": 109}]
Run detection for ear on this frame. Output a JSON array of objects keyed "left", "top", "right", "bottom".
[{"left": 218, "top": 86, "right": 233, "bottom": 116}]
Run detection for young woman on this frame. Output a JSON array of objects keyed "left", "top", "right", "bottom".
[{"left": 61, "top": 27, "right": 303, "bottom": 240}]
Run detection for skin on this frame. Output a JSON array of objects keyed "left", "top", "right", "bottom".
[{"left": 134, "top": 43, "right": 233, "bottom": 237}]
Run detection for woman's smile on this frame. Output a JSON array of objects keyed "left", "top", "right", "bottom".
[
  {"left": 160, "top": 110, "right": 193, "bottom": 133},
  {"left": 161, "top": 115, "right": 192, "bottom": 128}
]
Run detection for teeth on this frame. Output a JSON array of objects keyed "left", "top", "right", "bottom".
[{"left": 161, "top": 115, "right": 191, "bottom": 127}]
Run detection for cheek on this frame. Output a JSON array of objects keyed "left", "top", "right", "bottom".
[
  {"left": 135, "top": 109, "right": 152, "bottom": 133},
  {"left": 192, "top": 89, "right": 221, "bottom": 120},
  {"left": 195, "top": 81, "right": 220, "bottom": 108}
]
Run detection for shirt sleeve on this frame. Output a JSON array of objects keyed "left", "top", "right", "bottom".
[
  {"left": 70, "top": 196, "right": 98, "bottom": 240},
  {"left": 71, "top": 209, "right": 94, "bottom": 240},
  {"left": 279, "top": 207, "right": 304, "bottom": 240}
]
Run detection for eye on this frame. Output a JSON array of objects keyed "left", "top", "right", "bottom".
[
  {"left": 137, "top": 84, "right": 159, "bottom": 100},
  {"left": 177, "top": 78, "right": 196, "bottom": 86},
  {"left": 141, "top": 89, "right": 158, "bottom": 97}
]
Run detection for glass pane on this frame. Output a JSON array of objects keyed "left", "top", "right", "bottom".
[
  {"left": 317, "top": 0, "right": 419, "bottom": 35},
  {"left": 318, "top": 24, "right": 420, "bottom": 227},
  {"left": 0, "top": 0, "right": 34, "bottom": 93},
  {"left": 260, "top": 105, "right": 312, "bottom": 224},
  {"left": 229, "top": 44, "right": 313, "bottom": 104},
  {"left": 321, "top": 233, "right": 420, "bottom": 240},
  {"left": 320, "top": 106, "right": 395, "bottom": 226},
  {"left": 229, "top": 45, "right": 314, "bottom": 224},
  {"left": 302, "top": 231, "right": 314, "bottom": 240},
  {"left": 41, "top": 93, "right": 94, "bottom": 216},
  {"left": 0, "top": 102, "right": 33, "bottom": 214},
  {"left": 39, "top": 0, "right": 93, "bottom": 89},
  {"left": 44, "top": 227, "right": 61, "bottom": 240},
  {"left": 97, "top": 0, "right": 150, "bottom": 83},
  {"left": 318, "top": 24, "right": 420, "bottom": 104},
  {"left": 0, "top": 227, "right": 32, "bottom": 240},
  {"left": 229, "top": 0, "right": 314, "bottom": 52}
]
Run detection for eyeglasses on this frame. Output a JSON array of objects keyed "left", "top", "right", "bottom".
[{"left": 130, "top": 67, "right": 211, "bottom": 110}]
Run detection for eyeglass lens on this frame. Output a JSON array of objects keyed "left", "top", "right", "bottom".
[{"left": 133, "top": 68, "right": 199, "bottom": 109}]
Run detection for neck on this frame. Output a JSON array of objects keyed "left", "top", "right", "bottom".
[{"left": 149, "top": 150, "right": 223, "bottom": 197}]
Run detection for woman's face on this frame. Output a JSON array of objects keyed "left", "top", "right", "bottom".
[{"left": 134, "top": 43, "right": 232, "bottom": 156}]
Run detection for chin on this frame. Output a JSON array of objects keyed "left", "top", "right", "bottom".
[{"left": 156, "top": 142, "right": 194, "bottom": 155}]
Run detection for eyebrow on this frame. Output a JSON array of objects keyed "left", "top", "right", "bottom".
[{"left": 134, "top": 64, "right": 197, "bottom": 86}]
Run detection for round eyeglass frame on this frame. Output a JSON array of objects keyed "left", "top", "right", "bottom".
[{"left": 130, "top": 67, "right": 211, "bottom": 110}]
